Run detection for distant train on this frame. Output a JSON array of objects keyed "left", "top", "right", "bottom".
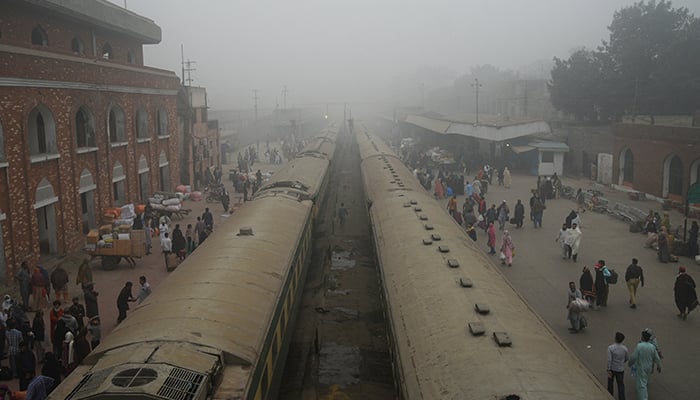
[
  {"left": 356, "top": 126, "right": 612, "bottom": 400},
  {"left": 48, "top": 124, "right": 339, "bottom": 400}
]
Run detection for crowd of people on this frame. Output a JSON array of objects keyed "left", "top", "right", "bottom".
[
  {"left": 2, "top": 258, "right": 157, "bottom": 398},
  {"left": 421, "top": 158, "right": 697, "bottom": 400}
]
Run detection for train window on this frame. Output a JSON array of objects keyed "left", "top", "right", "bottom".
[
  {"left": 261, "top": 368, "right": 269, "bottom": 397},
  {"left": 281, "top": 306, "right": 287, "bottom": 332},
  {"left": 272, "top": 334, "right": 279, "bottom": 361}
]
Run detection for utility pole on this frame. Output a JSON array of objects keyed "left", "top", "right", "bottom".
[
  {"left": 281, "top": 85, "right": 288, "bottom": 109},
  {"left": 252, "top": 89, "right": 259, "bottom": 122},
  {"left": 183, "top": 59, "right": 196, "bottom": 87},
  {"left": 471, "top": 78, "right": 482, "bottom": 124},
  {"left": 252, "top": 89, "right": 259, "bottom": 152}
]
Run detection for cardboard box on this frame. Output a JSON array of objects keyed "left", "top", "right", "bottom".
[
  {"left": 130, "top": 230, "right": 146, "bottom": 257},
  {"left": 86, "top": 229, "right": 100, "bottom": 244},
  {"left": 99, "top": 224, "right": 113, "bottom": 235},
  {"left": 114, "top": 239, "right": 131, "bottom": 255}
]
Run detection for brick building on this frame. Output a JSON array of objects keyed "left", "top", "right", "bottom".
[
  {"left": 0, "top": 0, "right": 181, "bottom": 284},
  {"left": 613, "top": 123, "right": 700, "bottom": 202},
  {"left": 178, "top": 86, "right": 220, "bottom": 191}
]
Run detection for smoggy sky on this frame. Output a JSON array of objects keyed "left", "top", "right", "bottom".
[{"left": 118, "top": 0, "right": 699, "bottom": 110}]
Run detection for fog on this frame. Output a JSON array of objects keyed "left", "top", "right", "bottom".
[{"left": 121, "top": 0, "right": 699, "bottom": 111}]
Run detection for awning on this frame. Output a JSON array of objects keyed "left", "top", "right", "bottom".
[{"left": 510, "top": 145, "right": 535, "bottom": 154}]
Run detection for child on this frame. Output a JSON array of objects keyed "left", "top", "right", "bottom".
[{"left": 87, "top": 316, "right": 101, "bottom": 350}]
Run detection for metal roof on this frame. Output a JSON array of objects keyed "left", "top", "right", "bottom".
[
  {"left": 404, "top": 114, "right": 551, "bottom": 142},
  {"left": 529, "top": 141, "right": 570, "bottom": 152}
]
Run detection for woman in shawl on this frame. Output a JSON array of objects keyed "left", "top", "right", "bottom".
[
  {"left": 76, "top": 258, "right": 92, "bottom": 290},
  {"left": 688, "top": 221, "right": 699, "bottom": 258},
  {"left": 579, "top": 266, "right": 595, "bottom": 307},
  {"left": 565, "top": 223, "right": 582, "bottom": 262},
  {"left": 434, "top": 178, "right": 444, "bottom": 200},
  {"left": 74, "top": 327, "right": 91, "bottom": 365},
  {"left": 487, "top": 222, "right": 496, "bottom": 255},
  {"left": 674, "top": 266, "right": 697, "bottom": 320},
  {"left": 658, "top": 226, "right": 670, "bottom": 263},
  {"left": 503, "top": 167, "right": 512, "bottom": 188},
  {"left": 171, "top": 224, "right": 187, "bottom": 260},
  {"left": 500, "top": 230, "right": 515, "bottom": 267},
  {"left": 62, "top": 331, "right": 76, "bottom": 374}
]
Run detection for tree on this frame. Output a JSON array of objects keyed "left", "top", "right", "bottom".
[
  {"left": 549, "top": 1, "right": 700, "bottom": 121},
  {"left": 548, "top": 49, "right": 606, "bottom": 121}
]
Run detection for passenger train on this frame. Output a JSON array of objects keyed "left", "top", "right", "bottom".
[
  {"left": 356, "top": 126, "right": 612, "bottom": 400},
  {"left": 48, "top": 124, "right": 339, "bottom": 400}
]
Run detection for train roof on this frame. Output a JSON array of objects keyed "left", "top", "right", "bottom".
[
  {"left": 95, "top": 196, "right": 311, "bottom": 364},
  {"left": 255, "top": 156, "right": 330, "bottom": 201},
  {"left": 360, "top": 130, "right": 610, "bottom": 399},
  {"left": 50, "top": 197, "right": 314, "bottom": 399}
]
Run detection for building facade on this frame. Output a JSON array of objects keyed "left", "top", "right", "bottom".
[
  {"left": 178, "top": 86, "right": 220, "bottom": 191},
  {"left": 0, "top": 0, "right": 181, "bottom": 283},
  {"left": 613, "top": 123, "right": 700, "bottom": 202}
]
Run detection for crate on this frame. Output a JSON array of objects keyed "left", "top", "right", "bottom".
[
  {"left": 86, "top": 229, "right": 100, "bottom": 244},
  {"left": 99, "top": 224, "right": 113, "bottom": 235}
]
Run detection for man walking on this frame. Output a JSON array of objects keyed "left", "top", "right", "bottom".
[
  {"left": 629, "top": 330, "right": 661, "bottom": 400},
  {"left": 594, "top": 260, "right": 612, "bottom": 307},
  {"left": 137, "top": 276, "right": 152, "bottom": 305},
  {"left": 202, "top": 207, "right": 214, "bottom": 232},
  {"left": 161, "top": 232, "right": 173, "bottom": 271},
  {"left": 116, "top": 282, "right": 136, "bottom": 324},
  {"left": 338, "top": 203, "right": 349, "bottom": 228},
  {"left": 625, "top": 258, "right": 644, "bottom": 309},
  {"left": 607, "top": 332, "right": 628, "bottom": 399}
]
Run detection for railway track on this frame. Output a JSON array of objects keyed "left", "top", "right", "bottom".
[{"left": 279, "top": 126, "right": 394, "bottom": 399}]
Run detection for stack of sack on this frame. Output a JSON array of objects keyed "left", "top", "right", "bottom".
[
  {"left": 114, "top": 204, "right": 135, "bottom": 227},
  {"left": 149, "top": 194, "right": 182, "bottom": 212}
]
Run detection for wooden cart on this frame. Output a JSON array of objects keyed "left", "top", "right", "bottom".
[{"left": 85, "top": 230, "right": 146, "bottom": 270}]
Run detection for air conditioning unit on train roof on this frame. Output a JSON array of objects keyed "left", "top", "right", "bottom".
[{"left": 66, "top": 363, "right": 209, "bottom": 400}]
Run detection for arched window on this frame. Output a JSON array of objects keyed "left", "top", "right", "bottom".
[
  {"left": 157, "top": 109, "right": 168, "bottom": 136},
  {"left": 668, "top": 156, "right": 683, "bottom": 196},
  {"left": 138, "top": 155, "right": 150, "bottom": 201},
  {"left": 158, "top": 150, "right": 170, "bottom": 191},
  {"left": 28, "top": 105, "right": 57, "bottom": 156},
  {"left": 113, "top": 161, "right": 126, "bottom": 206},
  {"left": 127, "top": 49, "right": 136, "bottom": 64},
  {"left": 75, "top": 107, "right": 95, "bottom": 148},
  {"left": 691, "top": 159, "right": 700, "bottom": 186},
  {"left": 102, "top": 43, "right": 113, "bottom": 60},
  {"left": 135, "top": 108, "right": 149, "bottom": 139},
  {"left": 31, "top": 26, "right": 48, "bottom": 46},
  {"left": 621, "top": 148, "right": 634, "bottom": 184},
  {"left": 108, "top": 105, "right": 126, "bottom": 143},
  {"left": 71, "top": 37, "right": 84, "bottom": 55}
]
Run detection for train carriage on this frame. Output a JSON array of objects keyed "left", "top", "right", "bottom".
[
  {"left": 48, "top": 124, "right": 338, "bottom": 400},
  {"left": 357, "top": 127, "right": 611, "bottom": 400}
]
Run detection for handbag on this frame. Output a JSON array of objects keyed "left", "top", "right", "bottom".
[{"left": 499, "top": 251, "right": 506, "bottom": 260}]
